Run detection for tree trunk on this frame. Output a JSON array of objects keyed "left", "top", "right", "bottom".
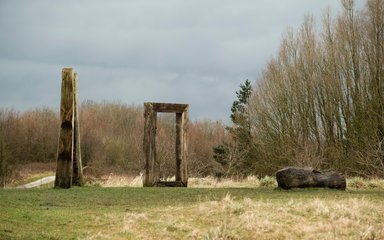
[{"left": 276, "top": 167, "right": 346, "bottom": 190}]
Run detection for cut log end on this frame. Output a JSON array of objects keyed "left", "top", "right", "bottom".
[{"left": 276, "top": 167, "right": 346, "bottom": 190}]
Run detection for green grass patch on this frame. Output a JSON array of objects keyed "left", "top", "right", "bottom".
[{"left": 0, "top": 187, "right": 383, "bottom": 239}]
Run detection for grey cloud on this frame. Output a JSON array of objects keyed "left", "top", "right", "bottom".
[{"left": 0, "top": 0, "right": 363, "bottom": 121}]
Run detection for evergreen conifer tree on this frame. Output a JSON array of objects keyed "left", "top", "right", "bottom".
[{"left": 213, "top": 79, "right": 255, "bottom": 176}]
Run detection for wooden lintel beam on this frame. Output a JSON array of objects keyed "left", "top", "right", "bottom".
[{"left": 147, "top": 102, "right": 188, "bottom": 113}]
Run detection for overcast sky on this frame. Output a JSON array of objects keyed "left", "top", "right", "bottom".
[{"left": 0, "top": 0, "right": 365, "bottom": 122}]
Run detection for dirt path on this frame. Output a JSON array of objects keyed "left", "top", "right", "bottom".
[{"left": 17, "top": 175, "right": 55, "bottom": 188}]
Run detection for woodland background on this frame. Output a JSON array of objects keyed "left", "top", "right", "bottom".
[{"left": 1, "top": 0, "right": 383, "bottom": 186}]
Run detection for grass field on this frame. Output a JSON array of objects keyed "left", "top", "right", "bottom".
[{"left": 1, "top": 184, "right": 383, "bottom": 240}]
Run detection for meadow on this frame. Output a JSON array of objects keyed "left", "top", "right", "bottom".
[{"left": 1, "top": 176, "right": 384, "bottom": 239}]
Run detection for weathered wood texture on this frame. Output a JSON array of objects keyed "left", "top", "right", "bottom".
[
  {"left": 143, "top": 102, "right": 188, "bottom": 187},
  {"left": 151, "top": 103, "right": 189, "bottom": 113},
  {"left": 175, "top": 113, "right": 182, "bottom": 182},
  {"left": 55, "top": 68, "right": 83, "bottom": 188},
  {"left": 181, "top": 107, "right": 188, "bottom": 186},
  {"left": 276, "top": 167, "right": 346, "bottom": 190},
  {"left": 72, "top": 74, "right": 83, "bottom": 186},
  {"left": 143, "top": 103, "right": 159, "bottom": 186},
  {"left": 55, "top": 68, "right": 75, "bottom": 188}
]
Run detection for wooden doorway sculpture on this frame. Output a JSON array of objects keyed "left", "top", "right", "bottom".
[{"left": 143, "top": 102, "right": 189, "bottom": 187}]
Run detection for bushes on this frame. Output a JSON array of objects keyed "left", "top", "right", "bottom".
[
  {"left": 0, "top": 101, "right": 230, "bottom": 185},
  {"left": 259, "top": 176, "right": 277, "bottom": 188},
  {"left": 248, "top": 0, "right": 384, "bottom": 177}
]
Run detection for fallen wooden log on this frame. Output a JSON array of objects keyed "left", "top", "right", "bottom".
[{"left": 276, "top": 167, "right": 346, "bottom": 190}]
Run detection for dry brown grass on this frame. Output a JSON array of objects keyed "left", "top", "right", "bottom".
[
  {"left": 99, "top": 174, "right": 384, "bottom": 190},
  {"left": 83, "top": 194, "right": 384, "bottom": 240},
  {"left": 16, "top": 162, "right": 55, "bottom": 178},
  {"left": 188, "top": 175, "right": 266, "bottom": 188},
  {"left": 347, "top": 177, "right": 384, "bottom": 189},
  {"left": 100, "top": 173, "right": 144, "bottom": 187},
  {"left": 99, "top": 175, "right": 278, "bottom": 188},
  {"left": 85, "top": 175, "right": 384, "bottom": 239}
]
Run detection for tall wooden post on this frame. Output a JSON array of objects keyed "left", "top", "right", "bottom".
[
  {"left": 181, "top": 107, "right": 188, "bottom": 186},
  {"left": 175, "top": 113, "right": 182, "bottom": 182},
  {"left": 55, "top": 68, "right": 75, "bottom": 188},
  {"left": 143, "top": 103, "right": 159, "bottom": 186},
  {"left": 72, "top": 73, "right": 83, "bottom": 186},
  {"left": 55, "top": 68, "right": 83, "bottom": 188}
]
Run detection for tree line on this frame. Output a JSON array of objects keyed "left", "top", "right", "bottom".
[
  {"left": 0, "top": 101, "right": 227, "bottom": 187},
  {"left": 215, "top": 0, "right": 384, "bottom": 178}
]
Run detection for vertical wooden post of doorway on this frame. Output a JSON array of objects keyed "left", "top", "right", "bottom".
[
  {"left": 143, "top": 103, "right": 160, "bottom": 187},
  {"left": 175, "top": 107, "right": 188, "bottom": 186},
  {"left": 181, "top": 106, "right": 188, "bottom": 186}
]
